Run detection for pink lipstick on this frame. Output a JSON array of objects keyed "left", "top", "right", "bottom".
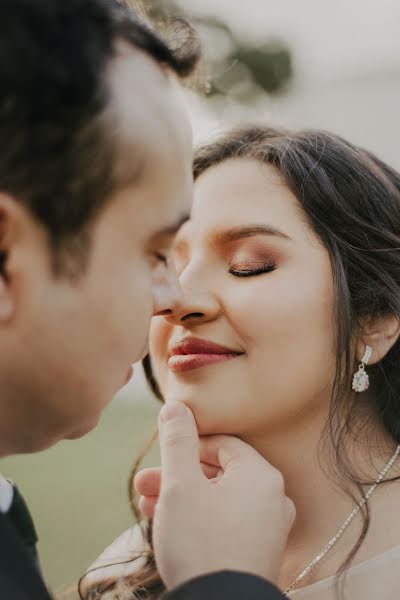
[{"left": 168, "top": 337, "right": 244, "bottom": 373}]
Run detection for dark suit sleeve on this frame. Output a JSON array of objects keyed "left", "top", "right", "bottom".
[{"left": 163, "top": 571, "right": 286, "bottom": 600}]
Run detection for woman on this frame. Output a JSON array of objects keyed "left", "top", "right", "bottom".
[{"left": 81, "top": 126, "right": 400, "bottom": 599}]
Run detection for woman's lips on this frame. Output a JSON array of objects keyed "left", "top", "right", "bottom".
[
  {"left": 169, "top": 353, "right": 239, "bottom": 373},
  {"left": 168, "top": 338, "right": 244, "bottom": 373}
]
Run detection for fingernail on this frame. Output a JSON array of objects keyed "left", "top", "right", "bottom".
[{"left": 160, "top": 402, "right": 188, "bottom": 423}]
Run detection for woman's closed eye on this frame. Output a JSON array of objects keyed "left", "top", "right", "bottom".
[{"left": 229, "top": 260, "right": 277, "bottom": 277}]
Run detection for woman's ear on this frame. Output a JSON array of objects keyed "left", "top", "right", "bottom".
[{"left": 356, "top": 314, "right": 400, "bottom": 364}]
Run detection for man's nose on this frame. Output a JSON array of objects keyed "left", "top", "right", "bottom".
[{"left": 152, "top": 264, "right": 184, "bottom": 317}]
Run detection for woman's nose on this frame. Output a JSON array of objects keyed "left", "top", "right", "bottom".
[{"left": 159, "top": 284, "right": 220, "bottom": 326}]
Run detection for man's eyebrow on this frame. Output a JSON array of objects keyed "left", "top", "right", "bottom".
[
  {"left": 154, "top": 214, "right": 190, "bottom": 237},
  {"left": 214, "top": 225, "right": 291, "bottom": 244}
]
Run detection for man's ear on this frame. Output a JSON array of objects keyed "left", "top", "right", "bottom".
[
  {"left": 356, "top": 314, "right": 400, "bottom": 365},
  {"left": 0, "top": 194, "right": 23, "bottom": 323}
]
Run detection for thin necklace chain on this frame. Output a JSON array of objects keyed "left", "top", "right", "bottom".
[{"left": 284, "top": 444, "right": 400, "bottom": 596}]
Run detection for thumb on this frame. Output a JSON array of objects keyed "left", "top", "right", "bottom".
[{"left": 158, "top": 402, "right": 202, "bottom": 487}]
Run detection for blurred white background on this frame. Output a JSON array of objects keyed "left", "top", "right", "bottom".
[{"left": 177, "top": 0, "right": 400, "bottom": 167}]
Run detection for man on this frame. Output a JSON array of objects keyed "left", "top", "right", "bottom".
[{"left": 0, "top": 1, "right": 293, "bottom": 598}]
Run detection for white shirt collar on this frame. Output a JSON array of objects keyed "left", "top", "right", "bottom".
[{"left": 0, "top": 475, "right": 14, "bottom": 513}]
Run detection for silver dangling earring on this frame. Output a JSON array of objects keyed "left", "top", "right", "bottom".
[{"left": 352, "top": 346, "right": 373, "bottom": 392}]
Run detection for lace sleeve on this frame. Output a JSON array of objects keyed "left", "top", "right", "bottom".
[{"left": 79, "top": 523, "right": 150, "bottom": 599}]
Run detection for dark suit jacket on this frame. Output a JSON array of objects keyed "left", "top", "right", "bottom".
[
  {"left": 0, "top": 504, "right": 285, "bottom": 600},
  {"left": 165, "top": 571, "right": 286, "bottom": 600},
  {"left": 0, "top": 510, "right": 53, "bottom": 599}
]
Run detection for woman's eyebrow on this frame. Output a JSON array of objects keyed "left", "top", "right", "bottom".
[{"left": 214, "top": 225, "right": 292, "bottom": 244}]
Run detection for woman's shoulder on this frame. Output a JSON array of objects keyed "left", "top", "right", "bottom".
[
  {"left": 80, "top": 523, "right": 150, "bottom": 597},
  {"left": 291, "top": 543, "right": 400, "bottom": 600}
]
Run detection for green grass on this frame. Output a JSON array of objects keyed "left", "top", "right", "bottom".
[{"left": 0, "top": 394, "right": 161, "bottom": 597}]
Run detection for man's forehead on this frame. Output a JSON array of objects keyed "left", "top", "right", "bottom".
[
  {"left": 107, "top": 42, "right": 192, "bottom": 191},
  {"left": 109, "top": 43, "right": 191, "bottom": 150}
]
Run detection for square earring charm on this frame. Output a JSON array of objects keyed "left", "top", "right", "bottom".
[
  {"left": 352, "top": 367, "right": 369, "bottom": 392},
  {"left": 352, "top": 346, "right": 372, "bottom": 393}
]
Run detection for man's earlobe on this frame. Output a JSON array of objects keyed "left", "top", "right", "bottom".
[
  {"left": 0, "top": 199, "right": 17, "bottom": 322},
  {"left": 0, "top": 271, "right": 14, "bottom": 321}
]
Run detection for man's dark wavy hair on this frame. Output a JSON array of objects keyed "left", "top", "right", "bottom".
[{"left": 0, "top": 0, "right": 200, "bottom": 274}]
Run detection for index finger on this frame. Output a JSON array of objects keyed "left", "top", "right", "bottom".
[{"left": 198, "top": 434, "right": 278, "bottom": 477}]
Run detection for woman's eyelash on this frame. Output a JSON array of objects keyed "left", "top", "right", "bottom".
[{"left": 229, "top": 263, "right": 276, "bottom": 277}]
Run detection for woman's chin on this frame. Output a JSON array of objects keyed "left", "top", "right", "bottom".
[
  {"left": 182, "top": 404, "right": 236, "bottom": 436},
  {"left": 164, "top": 388, "right": 242, "bottom": 436}
]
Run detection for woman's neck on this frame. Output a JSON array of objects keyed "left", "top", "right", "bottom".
[
  {"left": 241, "top": 411, "right": 400, "bottom": 589},
  {"left": 242, "top": 411, "right": 346, "bottom": 547}
]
